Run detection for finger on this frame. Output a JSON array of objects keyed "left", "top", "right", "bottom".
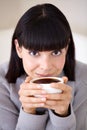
[
  {"left": 45, "top": 92, "right": 68, "bottom": 101},
  {"left": 62, "top": 76, "right": 68, "bottom": 83},
  {"left": 19, "top": 89, "right": 47, "bottom": 97},
  {"left": 22, "top": 102, "right": 45, "bottom": 108},
  {"left": 20, "top": 82, "right": 42, "bottom": 90},
  {"left": 43, "top": 100, "right": 69, "bottom": 111},
  {"left": 45, "top": 100, "right": 57, "bottom": 106},
  {"left": 51, "top": 82, "right": 72, "bottom": 93},
  {"left": 25, "top": 76, "right": 32, "bottom": 83},
  {"left": 46, "top": 92, "right": 72, "bottom": 102},
  {"left": 19, "top": 96, "right": 46, "bottom": 103}
]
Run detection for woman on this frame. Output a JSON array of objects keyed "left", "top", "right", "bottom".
[{"left": 0, "top": 3, "right": 87, "bottom": 130}]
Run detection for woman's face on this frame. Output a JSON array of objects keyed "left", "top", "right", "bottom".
[{"left": 15, "top": 41, "right": 68, "bottom": 78}]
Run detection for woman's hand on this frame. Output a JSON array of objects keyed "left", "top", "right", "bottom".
[
  {"left": 18, "top": 76, "right": 72, "bottom": 116},
  {"left": 43, "top": 76, "right": 72, "bottom": 116},
  {"left": 18, "top": 77, "right": 47, "bottom": 114}
]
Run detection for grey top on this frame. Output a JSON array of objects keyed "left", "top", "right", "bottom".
[{"left": 0, "top": 61, "right": 87, "bottom": 130}]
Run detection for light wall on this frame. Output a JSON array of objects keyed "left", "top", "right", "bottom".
[{"left": 0, "top": 29, "right": 13, "bottom": 63}]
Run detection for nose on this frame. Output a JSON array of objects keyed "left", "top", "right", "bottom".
[{"left": 39, "top": 56, "right": 52, "bottom": 71}]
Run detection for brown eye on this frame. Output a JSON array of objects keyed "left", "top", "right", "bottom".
[
  {"left": 29, "top": 50, "right": 39, "bottom": 56},
  {"left": 52, "top": 50, "right": 61, "bottom": 56}
]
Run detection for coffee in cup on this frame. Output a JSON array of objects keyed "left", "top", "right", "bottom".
[{"left": 30, "top": 77, "right": 63, "bottom": 95}]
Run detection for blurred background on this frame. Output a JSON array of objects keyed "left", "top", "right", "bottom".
[{"left": 0, "top": 0, "right": 87, "bottom": 64}]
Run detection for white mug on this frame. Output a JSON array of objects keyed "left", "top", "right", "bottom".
[{"left": 30, "top": 77, "right": 63, "bottom": 96}]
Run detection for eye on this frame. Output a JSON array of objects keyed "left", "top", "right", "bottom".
[
  {"left": 29, "top": 50, "right": 39, "bottom": 56},
  {"left": 52, "top": 50, "right": 61, "bottom": 56}
]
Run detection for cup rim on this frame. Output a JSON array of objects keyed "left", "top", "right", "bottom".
[{"left": 30, "top": 76, "right": 64, "bottom": 83}]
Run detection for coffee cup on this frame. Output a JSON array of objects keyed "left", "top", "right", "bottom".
[{"left": 30, "top": 77, "right": 63, "bottom": 95}]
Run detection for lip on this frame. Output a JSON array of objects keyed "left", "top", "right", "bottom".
[{"left": 35, "top": 73, "right": 53, "bottom": 77}]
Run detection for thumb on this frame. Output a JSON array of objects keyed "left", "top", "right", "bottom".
[
  {"left": 25, "top": 76, "right": 32, "bottom": 83},
  {"left": 62, "top": 76, "right": 68, "bottom": 83}
]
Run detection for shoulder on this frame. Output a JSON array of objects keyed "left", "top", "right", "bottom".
[
  {"left": 0, "top": 62, "right": 9, "bottom": 78},
  {"left": 76, "top": 60, "right": 87, "bottom": 71},
  {"left": 73, "top": 61, "right": 87, "bottom": 110},
  {"left": 0, "top": 62, "right": 25, "bottom": 88},
  {"left": 0, "top": 62, "right": 10, "bottom": 86},
  {"left": 75, "top": 61, "right": 87, "bottom": 81}
]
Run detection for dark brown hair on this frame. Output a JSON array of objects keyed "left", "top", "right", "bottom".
[{"left": 6, "top": 3, "right": 75, "bottom": 83}]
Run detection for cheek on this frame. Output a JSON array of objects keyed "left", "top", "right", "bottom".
[
  {"left": 55, "top": 56, "right": 66, "bottom": 70},
  {"left": 22, "top": 56, "right": 36, "bottom": 75}
]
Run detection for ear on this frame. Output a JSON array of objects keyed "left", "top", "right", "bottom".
[{"left": 14, "top": 39, "right": 22, "bottom": 58}]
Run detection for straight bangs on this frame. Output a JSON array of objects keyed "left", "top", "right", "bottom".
[{"left": 19, "top": 17, "right": 70, "bottom": 51}]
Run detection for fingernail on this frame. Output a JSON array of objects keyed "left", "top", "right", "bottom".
[{"left": 41, "top": 98, "right": 46, "bottom": 101}]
